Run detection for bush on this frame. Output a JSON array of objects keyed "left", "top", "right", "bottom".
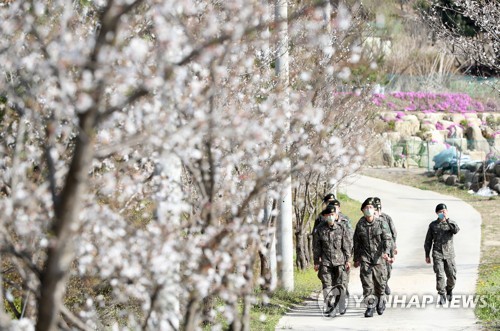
[{"left": 371, "top": 92, "right": 485, "bottom": 113}]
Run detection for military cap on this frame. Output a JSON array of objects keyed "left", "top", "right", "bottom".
[
  {"left": 360, "top": 197, "right": 375, "bottom": 211},
  {"left": 323, "top": 193, "right": 336, "bottom": 203},
  {"left": 435, "top": 203, "right": 447, "bottom": 212},
  {"left": 321, "top": 207, "right": 336, "bottom": 215}
]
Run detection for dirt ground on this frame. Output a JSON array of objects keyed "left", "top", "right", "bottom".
[{"left": 360, "top": 166, "right": 499, "bottom": 267}]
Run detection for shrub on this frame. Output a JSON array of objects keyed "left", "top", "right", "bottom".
[{"left": 371, "top": 92, "right": 485, "bottom": 113}]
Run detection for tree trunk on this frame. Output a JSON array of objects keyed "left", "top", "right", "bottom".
[
  {"left": 202, "top": 295, "right": 214, "bottom": 326},
  {"left": 228, "top": 300, "right": 241, "bottom": 331},
  {"left": 307, "top": 233, "right": 314, "bottom": 266},
  {"left": 183, "top": 297, "right": 200, "bottom": 331},
  {"left": 36, "top": 112, "right": 96, "bottom": 331},
  {"left": 295, "top": 231, "right": 307, "bottom": 270},
  {"left": 241, "top": 294, "right": 251, "bottom": 331},
  {"left": 259, "top": 249, "right": 272, "bottom": 291}
]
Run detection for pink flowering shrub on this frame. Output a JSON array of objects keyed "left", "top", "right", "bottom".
[{"left": 371, "top": 92, "right": 486, "bottom": 113}]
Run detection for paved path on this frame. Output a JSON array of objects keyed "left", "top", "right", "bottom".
[{"left": 276, "top": 174, "right": 482, "bottom": 330}]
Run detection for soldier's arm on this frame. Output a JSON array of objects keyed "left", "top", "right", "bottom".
[
  {"left": 353, "top": 223, "right": 360, "bottom": 262},
  {"left": 341, "top": 226, "right": 352, "bottom": 263},
  {"left": 386, "top": 214, "right": 397, "bottom": 244},
  {"left": 446, "top": 219, "right": 460, "bottom": 234},
  {"left": 312, "top": 230, "right": 322, "bottom": 265},
  {"left": 381, "top": 222, "right": 392, "bottom": 256},
  {"left": 424, "top": 224, "right": 433, "bottom": 258},
  {"left": 312, "top": 217, "right": 320, "bottom": 234}
]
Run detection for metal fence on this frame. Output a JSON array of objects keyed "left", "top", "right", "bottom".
[{"left": 389, "top": 139, "right": 499, "bottom": 172}]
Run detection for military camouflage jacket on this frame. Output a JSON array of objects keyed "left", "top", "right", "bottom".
[
  {"left": 424, "top": 218, "right": 460, "bottom": 259},
  {"left": 313, "top": 222, "right": 352, "bottom": 267},
  {"left": 313, "top": 212, "right": 352, "bottom": 234},
  {"left": 353, "top": 217, "right": 392, "bottom": 265},
  {"left": 379, "top": 212, "right": 397, "bottom": 243},
  {"left": 379, "top": 212, "right": 397, "bottom": 256},
  {"left": 339, "top": 212, "right": 353, "bottom": 235}
]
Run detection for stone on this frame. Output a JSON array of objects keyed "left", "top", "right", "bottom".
[
  {"left": 493, "top": 184, "right": 500, "bottom": 194},
  {"left": 450, "top": 113, "right": 466, "bottom": 124},
  {"left": 468, "top": 150, "right": 486, "bottom": 162},
  {"left": 394, "top": 116, "right": 420, "bottom": 137},
  {"left": 445, "top": 175, "right": 458, "bottom": 186},
  {"left": 465, "top": 126, "right": 489, "bottom": 153},
  {"left": 380, "top": 112, "right": 397, "bottom": 122},
  {"left": 383, "top": 132, "right": 401, "bottom": 145},
  {"left": 446, "top": 138, "right": 468, "bottom": 151},
  {"left": 447, "top": 125, "right": 464, "bottom": 139},
  {"left": 465, "top": 118, "right": 482, "bottom": 127},
  {"left": 470, "top": 182, "right": 481, "bottom": 192},
  {"left": 420, "top": 123, "right": 436, "bottom": 132},
  {"left": 488, "top": 176, "right": 500, "bottom": 189},
  {"left": 427, "top": 130, "right": 446, "bottom": 143},
  {"left": 459, "top": 169, "right": 470, "bottom": 183},
  {"left": 439, "top": 120, "right": 455, "bottom": 130},
  {"left": 495, "top": 138, "right": 500, "bottom": 155}
]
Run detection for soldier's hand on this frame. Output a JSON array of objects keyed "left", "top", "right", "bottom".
[
  {"left": 353, "top": 261, "right": 360, "bottom": 268},
  {"left": 425, "top": 257, "right": 431, "bottom": 264},
  {"left": 389, "top": 257, "right": 395, "bottom": 264},
  {"left": 345, "top": 262, "right": 351, "bottom": 272},
  {"left": 314, "top": 264, "right": 319, "bottom": 272},
  {"left": 394, "top": 248, "right": 398, "bottom": 255},
  {"left": 382, "top": 253, "right": 389, "bottom": 261}
]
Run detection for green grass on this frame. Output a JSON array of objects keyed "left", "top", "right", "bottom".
[
  {"left": 475, "top": 264, "right": 500, "bottom": 329},
  {"left": 337, "top": 192, "right": 363, "bottom": 228},
  {"left": 250, "top": 268, "right": 319, "bottom": 331}
]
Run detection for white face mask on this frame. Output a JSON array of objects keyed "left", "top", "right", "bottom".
[
  {"left": 363, "top": 208, "right": 374, "bottom": 217},
  {"left": 326, "top": 215, "right": 335, "bottom": 225}
]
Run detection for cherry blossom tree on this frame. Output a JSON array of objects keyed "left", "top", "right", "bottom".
[
  {"left": 419, "top": 0, "right": 499, "bottom": 79},
  {"left": 0, "top": 0, "right": 373, "bottom": 330}
]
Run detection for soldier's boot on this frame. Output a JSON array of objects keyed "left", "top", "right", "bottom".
[
  {"left": 328, "top": 287, "right": 341, "bottom": 317},
  {"left": 376, "top": 297, "right": 386, "bottom": 315},
  {"left": 323, "top": 289, "right": 335, "bottom": 315},
  {"left": 438, "top": 294, "right": 447, "bottom": 305},
  {"left": 446, "top": 289, "right": 453, "bottom": 302},
  {"left": 385, "top": 284, "right": 391, "bottom": 295},
  {"left": 365, "top": 297, "right": 375, "bottom": 318},
  {"left": 336, "top": 286, "right": 347, "bottom": 315}
]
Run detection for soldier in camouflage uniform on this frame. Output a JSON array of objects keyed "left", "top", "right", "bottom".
[
  {"left": 424, "top": 203, "right": 460, "bottom": 305},
  {"left": 313, "top": 206, "right": 352, "bottom": 316},
  {"left": 327, "top": 199, "right": 352, "bottom": 314},
  {"left": 353, "top": 198, "right": 392, "bottom": 318},
  {"left": 312, "top": 193, "right": 337, "bottom": 234},
  {"left": 373, "top": 197, "right": 397, "bottom": 295}
]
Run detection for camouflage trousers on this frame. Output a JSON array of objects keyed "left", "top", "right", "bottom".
[
  {"left": 318, "top": 265, "right": 343, "bottom": 289},
  {"left": 433, "top": 257, "right": 456, "bottom": 295},
  {"left": 360, "top": 261, "right": 387, "bottom": 298},
  {"left": 343, "top": 267, "right": 351, "bottom": 294},
  {"left": 318, "top": 265, "right": 344, "bottom": 305},
  {"left": 386, "top": 260, "right": 392, "bottom": 280}
]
